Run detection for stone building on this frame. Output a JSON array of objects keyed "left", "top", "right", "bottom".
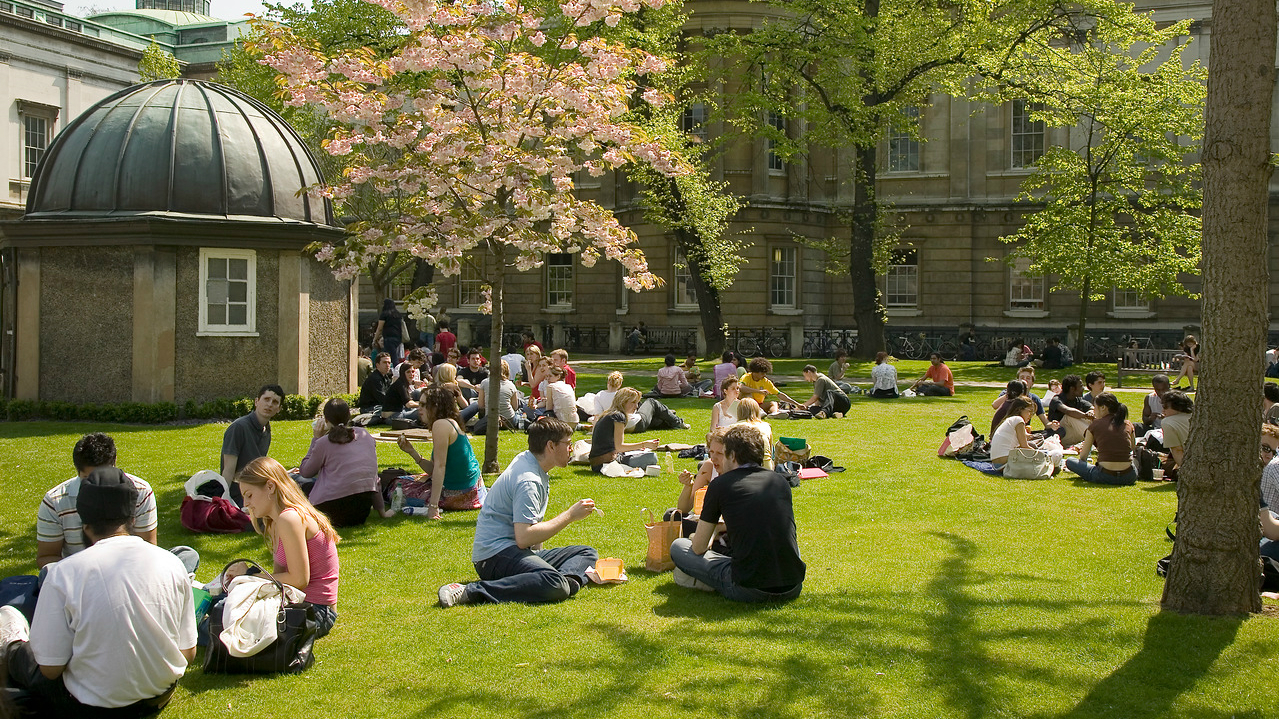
[
  {"left": 0, "top": 79, "right": 354, "bottom": 402},
  {"left": 423, "top": 0, "right": 1266, "bottom": 358}
]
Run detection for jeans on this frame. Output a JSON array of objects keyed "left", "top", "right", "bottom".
[
  {"left": 460, "top": 401, "right": 482, "bottom": 424},
  {"left": 1065, "top": 458, "right": 1137, "bottom": 486},
  {"left": 669, "top": 538, "right": 801, "bottom": 603},
  {"left": 472, "top": 412, "right": 524, "bottom": 434},
  {"left": 465, "top": 544, "right": 598, "bottom": 604},
  {"left": 4, "top": 641, "right": 176, "bottom": 718},
  {"left": 419, "top": 332, "right": 435, "bottom": 350},
  {"left": 868, "top": 388, "right": 899, "bottom": 399},
  {"left": 1262, "top": 538, "right": 1279, "bottom": 562},
  {"left": 632, "top": 398, "right": 686, "bottom": 432},
  {"left": 916, "top": 382, "right": 952, "bottom": 397}
]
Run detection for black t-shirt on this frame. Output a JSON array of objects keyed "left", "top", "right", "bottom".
[
  {"left": 1048, "top": 394, "right": 1092, "bottom": 423},
  {"left": 590, "top": 411, "right": 624, "bottom": 463},
  {"left": 1041, "top": 345, "right": 1063, "bottom": 368},
  {"left": 380, "top": 309, "right": 402, "bottom": 340},
  {"left": 700, "top": 466, "right": 806, "bottom": 591},
  {"left": 359, "top": 370, "right": 393, "bottom": 411},
  {"left": 383, "top": 374, "right": 413, "bottom": 414},
  {"left": 459, "top": 366, "right": 489, "bottom": 386}
]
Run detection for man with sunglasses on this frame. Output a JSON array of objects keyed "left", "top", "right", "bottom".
[{"left": 437, "top": 418, "right": 600, "bottom": 607}]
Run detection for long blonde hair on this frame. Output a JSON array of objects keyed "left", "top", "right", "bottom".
[
  {"left": 435, "top": 363, "right": 458, "bottom": 384},
  {"left": 237, "top": 457, "right": 339, "bottom": 547},
  {"left": 609, "top": 387, "right": 642, "bottom": 415},
  {"left": 736, "top": 397, "right": 762, "bottom": 422}
]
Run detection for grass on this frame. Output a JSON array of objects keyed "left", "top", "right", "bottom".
[{"left": 1, "top": 369, "right": 1274, "bottom": 719}]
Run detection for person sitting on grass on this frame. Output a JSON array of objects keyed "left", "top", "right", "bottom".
[
  {"left": 735, "top": 399, "right": 773, "bottom": 469},
  {"left": 1264, "top": 382, "right": 1279, "bottom": 426},
  {"left": 550, "top": 348, "right": 577, "bottom": 389},
  {"left": 1065, "top": 393, "right": 1137, "bottom": 486},
  {"left": 537, "top": 365, "right": 580, "bottom": 425},
  {"left": 1136, "top": 374, "right": 1170, "bottom": 436},
  {"left": 649, "top": 354, "right": 694, "bottom": 398},
  {"left": 712, "top": 351, "right": 738, "bottom": 399},
  {"left": 380, "top": 357, "right": 420, "bottom": 423},
  {"left": 668, "top": 424, "right": 806, "bottom": 602},
  {"left": 677, "top": 427, "right": 730, "bottom": 517},
  {"left": 520, "top": 344, "right": 544, "bottom": 388},
  {"left": 869, "top": 352, "right": 899, "bottom": 398},
  {"left": 1042, "top": 378, "right": 1062, "bottom": 406},
  {"left": 1039, "top": 337, "right": 1065, "bottom": 369},
  {"left": 908, "top": 353, "right": 955, "bottom": 397},
  {"left": 989, "top": 380, "right": 1058, "bottom": 438},
  {"left": 740, "top": 357, "right": 801, "bottom": 413},
  {"left": 1082, "top": 370, "right": 1108, "bottom": 405},
  {"left": 221, "top": 384, "right": 283, "bottom": 506},
  {"left": 799, "top": 364, "right": 850, "bottom": 419},
  {"left": 589, "top": 388, "right": 660, "bottom": 471},
  {"left": 2, "top": 468, "right": 196, "bottom": 718},
  {"left": 1259, "top": 427, "right": 1279, "bottom": 564},
  {"left": 828, "top": 350, "right": 851, "bottom": 385},
  {"left": 588, "top": 371, "right": 625, "bottom": 420},
  {"left": 1159, "top": 390, "right": 1193, "bottom": 479},
  {"left": 709, "top": 377, "right": 742, "bottom": 438},
  {"left": 437, "top": 419, "right": 601, "bottom": 607},
  {"left": 391, "top": 387, "right": 485, "bottom": 516},
  {"left": 433, "top": 363, "right": 475, "bottom": 421},
  {"left": 298, "top": 398, "right": 394, "bottom": 526},
  {"left": 1048, "top": 374, "right": 1095, "bottom": 445},
  {"left": 226, "top": 458, "right": 340, "bottom": 638},
  {"left": 359, "top": 353, "right": 394, "bottom": 418},
  {"left": 472, "top": 361, "right": 525, "bottom": 434},
  {"left": 681, "top": 354, "right": 711, "bottom": 395},
  {"left": 989, "top": 397, "right": 1039, "bottom": 470}
]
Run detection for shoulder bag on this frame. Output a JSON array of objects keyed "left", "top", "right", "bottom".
[
  {"left": 1002, "top": 447, "right": 1053, "bottom": 480},
  {"left": 204, "top": 559, "right": 318, "bottom": 675}
]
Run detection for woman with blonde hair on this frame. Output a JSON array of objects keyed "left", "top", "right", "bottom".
[
  {"left": 735, "top": 398, "right": 773, "bottom": 469},
  {"left": 433, "top": 362, "right": 470, "bottom": 412},
  {"left": 589, "top": 387, "right": 659, "bottom": 469},
  {"left": 228, "top": 457, "right": 340, "bottom": 637}
]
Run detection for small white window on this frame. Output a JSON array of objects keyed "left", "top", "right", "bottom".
[
  {"left": 770, "top": 246, "right": 797, "bottom": 309},
  {"left": 199, "top": 248, "right": 256, "bottom": 335},
  {"left": 681, "top": 103, "right": 707, "bottom": 143},
  {"left": 1011, "top": 99, "right": 1045, "bottom": 169},
  {"left": 546, "top": 253, "right": 574, "bottom": 309},
  {"left": 767, "top": 112, "right": 786, "bottom": 173},
  {"left": 673, "top": 248, "right": 699, "bottom": 309},
  {"left": 1009, "top": 256, "right": 1045, "bottom": 311},
  {"left": 458, "top": 256, "right": 485, "bottom": 308},
  {"left": 887, "top": 107, "right": 920, "bottom": 173},
  {"left": 886, "top": 248, "right": 918, "bottom": 307},
  {"left": 16, "top": 101, "right": 59, "bottom": 181},
  {"left": 1113, "top": 288, "right": 1148, "bottom": 312}
]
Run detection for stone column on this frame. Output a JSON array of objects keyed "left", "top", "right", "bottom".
[
  {"left": 456, "top": 318, "right": 474, "bottom": 348},
  {"left": 15, "top": 249, "right": 39, "bottom": 400},
  {"left": 609, "top": 322, "right": 623, "bottom": 353},
  {"left": 277, "top": 250, "right": 310, "bottom": 396},
  {"left": 789, "top": 323, "right": 804, "bottom": 358},
  {"left": 131, "top": 247, "right": 176, "bottom": 402}
]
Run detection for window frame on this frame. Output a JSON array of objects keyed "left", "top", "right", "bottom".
[
  {"left": 198, "top": 248, "right": 258, "bottom": 336},
  {"left": 769, "top": 245, "right": 798, "bottom": 310},
  {"left": 16, "top": 100, "right": 59, "bottom": 181},
  {"left": 1010, "top": 99, "right": 1045, "bottom": 169},
  {"left": 681, "top": 102, "right": 708, "bottom": 144},
  {"left": 457, "top": 255, "right": 486, "bottom": 309},
  {"left": 1008, "top": 256, "right": 1045, "bottom": 312},
  {"left": 887, "top": 106, "right": 921, "bottom": 173},
  {"left": 885, "top": 248, "right": 919, "bottom": 307},
  {"left": 672, "top": 247, "right": 699, "bottom": 310},
  {"left": 545, "top": 252, "right": 575, "bottom": 310},
  {"left": 767, "top": 111, "right": 786, "bottom": 174}
]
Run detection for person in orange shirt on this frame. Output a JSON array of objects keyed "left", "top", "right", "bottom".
[{"left": 909, "top": 353, "right": 954, "bottom": 397}]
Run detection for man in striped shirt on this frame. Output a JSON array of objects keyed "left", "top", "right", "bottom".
[{"left": 36, "top": 433, "right": 158, "bottom": 568}]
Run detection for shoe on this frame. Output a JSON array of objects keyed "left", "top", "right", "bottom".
[
  {"left": 815, "top": 410, "right": 827, "bottom": 419},
  {"left": 0, "top": 606, "right": 29, "bottom": 648},
  {"left": 679, "top": 422, "right": 691, "bottom": 430},
  {"left": 833, "top": 412, "right": 844, "bottom": 419},
  {"left": 672, "top": 568, "right": 715, "bottom": 592},
  {"left": 438, "top": 582, "right": 470, "bottom": 608}
]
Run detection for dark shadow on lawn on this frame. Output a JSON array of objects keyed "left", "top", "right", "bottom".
[{"left": 1051, "top": 611, "right": 1244, "bottom": 719}]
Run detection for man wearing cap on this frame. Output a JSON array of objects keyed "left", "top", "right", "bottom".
[
  {"left": 220, "top": 384, "right": 283, "bottom": 506},
  {"left": 2, "top": 468, "right": 197, "bottom": 717}
]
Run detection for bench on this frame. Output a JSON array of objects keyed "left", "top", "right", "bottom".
[{"left": 1116, "top": 349, "right": 1185, "bottom": 387}]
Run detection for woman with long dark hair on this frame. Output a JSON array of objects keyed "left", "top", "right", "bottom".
[
  {"left": 390, "top": 386, "right": 485, "bottom": 516},
  {"left": 1065, "top": 392, "right": 1137, "bottom": 485},
  {"left": 373, "top": 298, "right": 406, "bottom": 364}
]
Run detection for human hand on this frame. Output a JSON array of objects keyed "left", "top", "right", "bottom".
[
  {"left": 223, "top": 561, "right": 249, "bottom": 591},
  {"left": 678, "top": 469, "right": 695, "bottom": 486},
  {"left": 397, "top": 434, "right": 414, "bottom": 454},
  {"left": 645, "top": 438, "right": 661, "bottom": 449},
  {"left": 568, "top": 498, "right": 597, "bottom": 521},
  {"left": 312, "top": 416, "right": 329, "bottom": 439},
  {"left": 1048, "top": 421, "right": 1061, "bottom": 430},
  {"left": 426, "top": 505, "right": 441, "bottom": 520}
]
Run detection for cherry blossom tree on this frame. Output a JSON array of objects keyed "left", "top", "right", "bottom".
[{"left": 254, "top": 0, "right": 689, "bottom": 470}]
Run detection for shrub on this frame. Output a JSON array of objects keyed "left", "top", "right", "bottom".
[{"left": 2, "top": 394, "right": 354, "bottom": 424}]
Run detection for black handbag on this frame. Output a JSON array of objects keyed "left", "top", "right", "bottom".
[{"left": 204, "top": 559, "right": 318, "bottom": 675}]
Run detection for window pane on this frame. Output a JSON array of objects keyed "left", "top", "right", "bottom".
[
  {"left": 206, "top": 278, "right": 228, "bottom": 304},
  {"left": 1011, "top": 99, "right": 1045, "bottom": 168},
  {"left": 228, "top": 258, "right": 248, "bottom": 280},
  {"left": 767, "top": 112, "right": 785, "bottom": 171},
  {"left": 459, "top": 257, "right": 485, "bottom": 307},
  {"left": 23, "top": 116, "right": 48, "bottom": 179},
  {"left": 546, "top": 253, "right": 573, "bottom": 307},
  {"left": 207, "top": 258, "right": 226, "bottom": 279},
  {"left": 888, "top": 107, "right": 920, "bottom": 172},
  {"left": 681, "top": 103, "right": 707, "bottom": 142},
  {"left": 673, "top": 250, "right": 698, "bottom": 306},
  {"left": 228, "top": 304, "right": 248, "bottom": 325},
  {"left": 770, "top": 247, "right": 796, "bottom": 308},
  {"left": 1009, "top": 256, "right": 1044, "bottom": 309},
  {"left": 228, "top": 280, "right": 247, "bottom": 303},
  {"left": 207, "top": 304, "right": 226, "bottom": 325},
  {"left": 886, "top": 248, "right": 918, "bottom": 306}
]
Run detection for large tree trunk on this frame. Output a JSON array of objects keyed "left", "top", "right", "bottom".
[
  {"left": 676, "top": 227, "right": 727, "bottom": 358},
  {"left": 1160, "top": 0, "right": 1274, "bottom": 615},
  {"left": 483, "top": 247, "right": 506, "bottom": 474},
  {"left": 1076, "top": 274, "right": 1090, "bottom": 362},
  {"left": 850, "top": 143, "right": 886, "bottom": 358},
  {"left": 410, "top": 258, "right": 435, "bottom": 291}
]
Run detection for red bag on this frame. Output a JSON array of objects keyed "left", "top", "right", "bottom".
[{"left": 180, "top": 495, "right": 253, "bottom": 534}]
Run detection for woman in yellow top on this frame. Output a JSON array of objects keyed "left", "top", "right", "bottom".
[{"left": 739, "top": 357, "right": 801, "bottom": 413}]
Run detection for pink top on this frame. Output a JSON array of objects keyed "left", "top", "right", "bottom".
[{"left": 273, "top": 509, "right": 339, "bottom": 606}]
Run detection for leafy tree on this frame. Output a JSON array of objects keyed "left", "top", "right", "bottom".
[
  {"left": 712, "top": 0, "right": 1129, "bottom": 357},
  {"left": 256, "top": 0, "right": 690, "bottom": 470},
  {"left": 138, "top": 39, "right": 181, "bottom": 81},
  {"left": 1162, "top": 0, "right": 1275, "bottom": 615},
  {"left": 993, "top": 12, "right": 1204, "bottom": 359}
]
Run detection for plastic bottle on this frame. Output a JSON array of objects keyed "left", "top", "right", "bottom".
[
  {"left": 665, "top": 451, "right": 675, "bottom": 474},
  {"left": 403, "top": 506, "right": 434, "bottom": 516},
  {"left": 390, "top": 486, "right": 405, "bottom": 513}
]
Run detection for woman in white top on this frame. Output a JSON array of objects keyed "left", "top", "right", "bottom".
[
  {"left": 869, "top": 351, "right": 899, "bottom": 398},
  {"left": 990, "top": 396, "right": 1037, "bottom": 467},
  {"left": 541, "top": 365, "right": 579, "bottom": 424},
  {"left": 734, "top": 398, "right": 773, "bottom": 469},
  {"left": 590, "top": 371, "right": 625, "bottom": 420},
  {"left": 709, "top": 377, "right": 741, "bottom": 441}
]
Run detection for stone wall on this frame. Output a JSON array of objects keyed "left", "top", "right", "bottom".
[
  {"left": 308, "top": 259, "right": 352, "bottom": 395},
  {"left": 38, "top": 246, "right": 133, "bottom": 402}
]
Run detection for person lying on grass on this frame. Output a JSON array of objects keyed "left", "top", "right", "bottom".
[
  {"left": 799, "top": 364, "right": 850, "bottom": 419},
  {"left": 669, "top": 424, "right": 805, "bottom": 603},
  {"left": 438, "top": 418, "right": 602, "bottom": 607},
  {"left": 740, "top": 357, "right": 800, "bottom": 413}
]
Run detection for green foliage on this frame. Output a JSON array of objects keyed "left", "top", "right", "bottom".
[
  {"left": 138, "top": 39, "right": 181, "bottom": 81},
  {"left": 992, "top": 10, "right": 1204, "bottom": 303},
  {"left": 0, "top": 394, "right": 357, "bottom": 423}
]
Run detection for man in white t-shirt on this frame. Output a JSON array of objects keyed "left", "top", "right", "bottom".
[{"left": 2, "top": 467, "right": 196, "bottom": 717}]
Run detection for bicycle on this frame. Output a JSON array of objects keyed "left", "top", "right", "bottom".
[
  {"left": 803, "top": 329, "right": 852, "bottom": 358},
  {"left": 737, "top": 328, "right": 789, "bottom": 358}
]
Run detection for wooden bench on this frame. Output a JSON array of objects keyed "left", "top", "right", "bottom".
[{"left": 1116, "top": 348, "right": 1185, "bottom": 387}]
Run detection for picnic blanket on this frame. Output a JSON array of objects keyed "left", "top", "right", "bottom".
[{"left": 959, "top": 459, "right": 1004, "bottom": 476}]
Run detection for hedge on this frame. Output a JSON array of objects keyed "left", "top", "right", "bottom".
[{"left": 0, "top": 394, "right": 360, "bottom": 425}]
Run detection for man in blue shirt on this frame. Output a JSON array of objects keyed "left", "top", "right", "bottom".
[{"left": 438, "top": 419, "right": 599, "bottom": 606}]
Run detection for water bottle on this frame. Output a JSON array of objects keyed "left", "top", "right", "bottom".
[
  {"left": 403, "top": 506, "right": 433, "bottom": 516},
  {"left": 390, "top": 486, "right": 405, "bottom": 513},
  {"left": 665, "top": 451, "right": 675, "bottom": 474}
]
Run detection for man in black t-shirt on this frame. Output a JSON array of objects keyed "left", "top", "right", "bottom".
[
  {"left": 669, "top": 425, "right": 805, "bottom": 602},
  {"left": 457, "top": 349, "right": 490, "bottom": 401},
  {"left": 358, "top": 354, "right": 394, "bottom": 415}
]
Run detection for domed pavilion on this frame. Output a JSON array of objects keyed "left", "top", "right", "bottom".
[{"left": 0, "top": 79, "right": 354, "bottom": 404}]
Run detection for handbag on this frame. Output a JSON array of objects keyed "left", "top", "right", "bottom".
[
  {"left": 1003, "top": 447, "right": 1054, "bottom": 480},
  {"left": 180, "top": 495, "right": 253, "bottom": 534},
  {"left": 774, "top": 437, "right": 812, "bottom": 464},
  {"left": 204, "top": 559, "right": 318, "bottom": 675},
  {"left": 643, "top": 508, "right": 681, "bottom": 572}
]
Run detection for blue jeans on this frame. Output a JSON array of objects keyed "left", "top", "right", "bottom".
[
  {"left": 669, "top": 538, "right": 802, "bottom": 603},
  {"left": 465, "top": 544, "right": 598, "bottom": 604},
  {"left": 1065, "top": 458, "right": 1137, "bottom": 486}
]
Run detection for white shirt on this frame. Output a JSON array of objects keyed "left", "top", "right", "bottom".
[
  {"left": 37, "top": 473, "right": 157, "bottom": 558},
  {"left": 990, "top": 415, "right": 1026, "bottom": 460},
  {"left": 502, "top": 353, "right": 526, "bottom": 380},
  {"left": 30, "top": 535, "right": 195, "bottom": 708},
  {"left": 870, "top": 363, "right": 898, "bottom": 392},
  {"left": 547, "top": 380, "right": 578, "bottom": 423}
]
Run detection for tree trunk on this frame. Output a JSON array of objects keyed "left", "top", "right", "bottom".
[
  {"left": 676, "top": 227, "right": 726, "bottom": 358},
  {"left": 483, "top": 247, "right": 506, "bottom": 474},
  {"left": 410, "top": 258, "right": 435, "bottom": 291},
  {"left": 1160, "top": 0, "right": 1273, "bottom": 616},
  {"left": 1076, "top": 274, "right": 1090, "bottom": 361},
  {"left": 850, "top": 143, "right": 886, "bottom": 358}
]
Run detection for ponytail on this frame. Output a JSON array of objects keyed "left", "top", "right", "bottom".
[
  {"left": 323, "top": 398, "right": 355, "bottom": 445},
  {"left": 1095, "top": 392, "right": 1127, "bottom": 430}
]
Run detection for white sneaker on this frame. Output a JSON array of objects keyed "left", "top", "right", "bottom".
[
  {"left": 0, "top": 606, "right": 30, "bottom": 648},
  {"left": 672, "top": 568, "right": 715, "bottom": 592}
]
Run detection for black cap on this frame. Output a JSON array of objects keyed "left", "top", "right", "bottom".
[{"left": 77, "top": 467, "right": 137, "bottom": 525}]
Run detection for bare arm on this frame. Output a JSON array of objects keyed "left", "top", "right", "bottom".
[
  {"left": 614, "top": 420, "right": 658, "bottom": 454},
  {"left": 39, "top": 664, "right": 66, "bottom": 680},
  {"left": 1077, "top": 430, "right": 1095, "bottom": 459},
  {"left": 133, "top": 527, "right": 157, "bottom": 545},
  {"left": 676, "top": 463, "right": 714, "bottom": 514},
  {"left": 690, "top": 519, "right": 716, "bottom": 555},
  {"left": 1169, "top": 445, "right": 1185, "bottom": 467},
  {"left": 1261, "top": 507, "right": 1279, "bottom": 541},
  {"left": 512, "top": 499, "right": 596, "bottom": 549},
  {"left": 221, "top": 453, "right": 239, "bottom": 486},
  {"left": 181, "top": 646, "right": 197, "bottom": 663},
  {"left": 1015, "top": 421, "right": 1033, "bottom": 450},
  {"left": 992, "top": 394, "right": 1007, "bottom": 410},
  {"left": 36, "top": 540, "right": 63, "bottom": 568}
]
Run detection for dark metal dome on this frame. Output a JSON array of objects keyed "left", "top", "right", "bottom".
[{"left": 26, "top": 79, "right": 334, "bottom": 226}]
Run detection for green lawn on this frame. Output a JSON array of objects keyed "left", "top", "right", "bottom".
[{"left": 0, "top": 379, "right": 1273, "bottom": 718}]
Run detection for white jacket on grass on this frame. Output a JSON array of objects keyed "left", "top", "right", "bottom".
[{"left": 220, "top": 575, "right": 305, "bottom": 658}]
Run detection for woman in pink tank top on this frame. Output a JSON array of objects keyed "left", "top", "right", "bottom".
[{"left": 230, "top": 457, "right": 341, "bottom": 637}]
